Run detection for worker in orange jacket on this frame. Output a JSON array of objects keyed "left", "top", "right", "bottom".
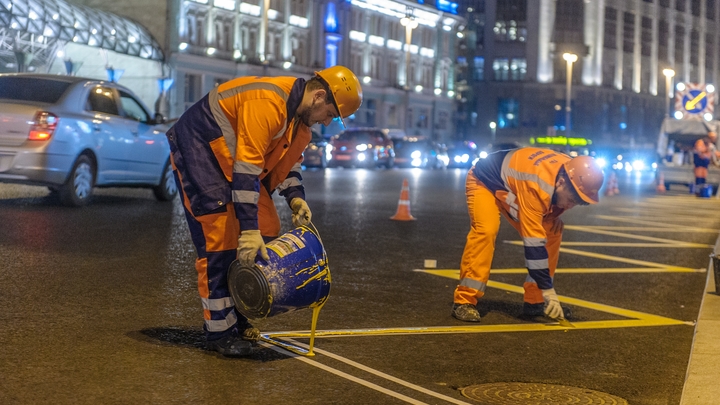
[
  {"left": 166, "top": 66, "right": 362, "bottom": 356},
  {"left": 692, "top": 131, "right": 718, "bottom": 194},
  {"left": 452, "top": 148, "right": 604, "bottom": 323}
]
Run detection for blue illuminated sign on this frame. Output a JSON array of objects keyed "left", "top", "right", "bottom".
[{"left": 436, "top": 0, "right": 458, "bottom": 14}]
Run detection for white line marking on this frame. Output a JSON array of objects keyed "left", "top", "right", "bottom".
[{"left": 259, "top": 341, "right": 433, "bottom": 404}]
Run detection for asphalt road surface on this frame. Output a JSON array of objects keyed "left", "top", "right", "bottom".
[{"left": 0, "top": 168, "right": 714, "bottom": 405}]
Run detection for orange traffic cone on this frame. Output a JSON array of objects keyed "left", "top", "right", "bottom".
[
  {"left": 656, "top": 172, "right": 666, "bottom": 193},
  {"left": 391, "top": 178, "right": 416, "bottom": 221},
  {"left": 604, "top": 172, "right": 618, "bottom": 196}
]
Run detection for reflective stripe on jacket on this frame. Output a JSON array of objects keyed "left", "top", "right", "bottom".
[
  {"left": 167, "top": 77, "right": 311, "bottom": 230},
  {"left": 471, "top": 148, "right": 570, "bottom": 289}
]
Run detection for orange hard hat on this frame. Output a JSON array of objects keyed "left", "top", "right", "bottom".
[
  {"left": 563, "top": 156, "right": 604, "bottom": 204},
  {"left": 314, "top": 65, "right": 363, "bottom": 127}
]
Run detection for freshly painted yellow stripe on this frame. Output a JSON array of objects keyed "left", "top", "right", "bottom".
[
  {"left": 414, "top": 267, "right": 703, "bottom": 274},
  {"left": 508, "top": 240, "right": 710, "bottom": 248},
  {"left": 594, "top": 215, "right": 719, "bottom": 230},
  {"left": 573, "top": 226, "right": 719, "bottom": 233},
  {"left": 557, "top": 246, "right": 697, "bottom": 270},
  {"left": 262, "top": 318, "right": 687, "bottom": 340}
]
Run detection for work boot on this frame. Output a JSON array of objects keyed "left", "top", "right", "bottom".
[
  {"left": 205, "top": 335, "right": 253, "bottom": 357},
  {"left": 523, "top": 302, "right": 572, "bottom": 319},
  {"left": 452, "top": 303, "right": 481, "bottom": 322},
  {"left": 240, "top": 321, "right": 260, "bottom": 343}
]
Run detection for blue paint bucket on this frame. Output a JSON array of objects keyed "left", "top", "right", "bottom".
[
  {"left": 699, "top": 184, "right": 713, "bottom": 198},
  {"left": 227, "top": 225, "right": 331, "bottom": 319}
]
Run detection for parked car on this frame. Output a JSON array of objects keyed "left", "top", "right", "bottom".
[
  {"left": 303, "top": 128, "right": 329, "bottom": 169},
  {"left": 327, "top": 127, "right": 395, "bottom": 168},
  {"left": 446, "top": 141, "right": 480, "bottom": 168},
  {"left": 393, "top": 136, "right": 449, "bottom": 169},
  {"left": 0, "top": 73, "right": 176, "bottom": 206}
]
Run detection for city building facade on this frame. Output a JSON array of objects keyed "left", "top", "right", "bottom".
[
  {"left": 456, "top": 0, "right": 720, "bottom": 150},
  {"left": 2, "top": 0, "right": 465, "bottom": 141}
]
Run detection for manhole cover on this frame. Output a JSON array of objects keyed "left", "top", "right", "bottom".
[{"left": 461, "top": 382, "right": 629, "bottom": 404}]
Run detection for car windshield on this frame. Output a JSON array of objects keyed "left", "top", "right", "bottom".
[
  {"left": 0, "top": 77, "right": 72, "bottom": 103},
  {"left": 337, "top": 131, "right": 376, "bottom": 143}
]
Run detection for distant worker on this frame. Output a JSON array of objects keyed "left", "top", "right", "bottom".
[
  {"left": 452, "top": 148, "right": 604, "bottom": 323},
  {"left": 692, "top": 131, "right": 719, "bottom": 194},
  {"left": 166, "top": 66, "right": 362, "bottom": 356}
]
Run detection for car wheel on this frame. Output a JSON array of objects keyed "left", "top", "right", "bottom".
[
  {"left": 59, "top": 155, "right": 95, "bottom": 207},
  {"left": 153, "top": 160, "right": 178, "bottom": 201}
]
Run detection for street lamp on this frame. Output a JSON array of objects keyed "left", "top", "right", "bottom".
[
  {"left": 562, "top": 53, "right": 578, "bottom": 140},
  {"left": 662, "top": 68, "right": 675, "bottom": 118},
  {"left": 489, "top": 121, "right": 497, "bottom": 143},
  {"left": 400, "top": 9, "right": 418, "bottom": 132}
]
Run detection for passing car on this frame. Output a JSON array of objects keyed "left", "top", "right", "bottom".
[
  {"left": 303, "top": 129, "right": 329, "bottom": 169},
  {"left": 327, "top": 127, "right": 395, "bottom": 168},
  {"left": 0, "top": 73, "right": 176, "bottom": 206},
  {"left": 393, "top": 136, "right": 449, "bottom": 169},
  {"left": 447, "top": 141, "right": 480, "bottom": 168}
]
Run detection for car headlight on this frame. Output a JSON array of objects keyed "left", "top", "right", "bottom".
[
  {"left": 356, "top": 144, "right": 369, "bottom": 152},
  {"left": 595, "top": 157, "right": 607, "bottom": 168},
  {"left": 411, "top": 150, "right": 422, "bottom": 159},
  {"left": 357, "top": 152, "right": 366, "bottom": 161},
  {"left": 631, "top": 160, "right": 645, "bottom": 171},
  {"left": 479, "top": 151, "right": 488, "bottom": 159}
]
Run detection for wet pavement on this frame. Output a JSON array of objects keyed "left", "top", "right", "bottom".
[{"left": 0, "top": 168, "right": 716, "bottom": 404}]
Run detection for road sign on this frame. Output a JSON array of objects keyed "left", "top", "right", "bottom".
[{"left": 675, "top": 82, "right": 715, "bottom": 120}]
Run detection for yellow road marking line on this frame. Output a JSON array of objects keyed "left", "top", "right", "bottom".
[
  {"left": 414, "top": 268, "right": 704, "bottom": 274},
  {"left": 556, "top": 246, "right": 698, "bottom": 269},
  {"left": 573, "top": 227, "right": 719, "bottom": 233},
  {"left": 561, "top": 225, "right": 712, "bottom": 246},
  {"left": 595, "top": 215, "right": 704, "bottom": 227}
]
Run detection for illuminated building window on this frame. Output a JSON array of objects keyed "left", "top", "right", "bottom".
[
  {"left": 497, "top": 98, "right": 519, "bottom": 128},
  {"left": 325, "top": 2, "right": 338, "bottom": 33}
]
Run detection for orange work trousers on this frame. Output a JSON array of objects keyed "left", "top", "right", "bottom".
[
  {"left": 172, "top": 155, "right": 280, "bottom": 339},
  {"left": 453, "top": 171, "right": 562, "bottom": 306}
]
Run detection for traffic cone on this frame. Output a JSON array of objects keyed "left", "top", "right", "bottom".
[
  {"left": 611, "top": 172, "right": 620, "bottom": 195},
  {"left": 604, "top": 172, "right": 618, "bottom": 196},
  {"left": 391, "top": 178, "right": 416, "bottom": 221},
  {"left": 656, "top": 172, "right": 666, "bottom": 193}
]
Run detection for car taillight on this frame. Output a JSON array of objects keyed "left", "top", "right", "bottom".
[{"left": 28, "top": 111, "right": 59, "bottom": 141}]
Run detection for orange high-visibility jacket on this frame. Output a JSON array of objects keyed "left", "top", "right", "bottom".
[
  {"left": 167, "top": 77, "right": 311, "bottom": 230},
  {"left": 471, "top": 148, "right": 570, "bottom": 289}
]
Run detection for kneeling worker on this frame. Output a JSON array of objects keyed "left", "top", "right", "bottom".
[{"left": 452, "top": 148, "right": 604, "bottom": 322}]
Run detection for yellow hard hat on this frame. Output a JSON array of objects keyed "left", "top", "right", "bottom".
[
  {"left": 315, "top": 65, "right": 363, "bottom": 127},
  {"left": 563, "top": 156, "right": 604, "bottom": 204}
]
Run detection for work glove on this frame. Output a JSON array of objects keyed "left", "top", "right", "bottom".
[
  {"left": 541, "top": 288, "right": 564, "bottom": 320},
  {"left": 237, "top": 230, "right": 269, "bottom": 266},
  {"left": 290, "top": 198, "right": 312, "bottom": 228}
]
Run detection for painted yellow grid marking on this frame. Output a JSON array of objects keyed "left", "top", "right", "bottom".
[{"left": 264, "top": 195, "right": 713, "bottom": 342}]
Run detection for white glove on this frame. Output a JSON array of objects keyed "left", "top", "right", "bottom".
[
  {"left": 290, "top": 198, "right": 312, "bottom": 227},
  {"left": 541, "top": 288, "right": 565, "bottom": 320},
  {"left": 237, "top": 230, "right": 269, "bottom": 266}
]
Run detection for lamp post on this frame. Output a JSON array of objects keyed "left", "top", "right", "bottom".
[
  {"left": 400, "top": 9, "right": 418, "bottom": 132},
  {"left": 662, "top": 68, "right": 675, "bottom": 118},
  {"left": 489, "top": 121, "right": 497, "bottom": 143},
  {"left": 562, "top": 53, "right": 578, "bottom": 142}
]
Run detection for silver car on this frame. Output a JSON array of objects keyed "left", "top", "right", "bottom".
[{"left": 0, "top": 73, "right": 177, "bottom": 206}]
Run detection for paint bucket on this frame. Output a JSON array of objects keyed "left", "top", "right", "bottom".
[
  {"left": 698, "top": 184, "right": 713, "bottom": 198},
  {"left": 227, "top": 225, "right": 331, "bottom": 319}
]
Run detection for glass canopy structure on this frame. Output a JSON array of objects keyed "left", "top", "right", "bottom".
[{"left": 0, "top": 0, "right": 163, "bottom": 72}]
